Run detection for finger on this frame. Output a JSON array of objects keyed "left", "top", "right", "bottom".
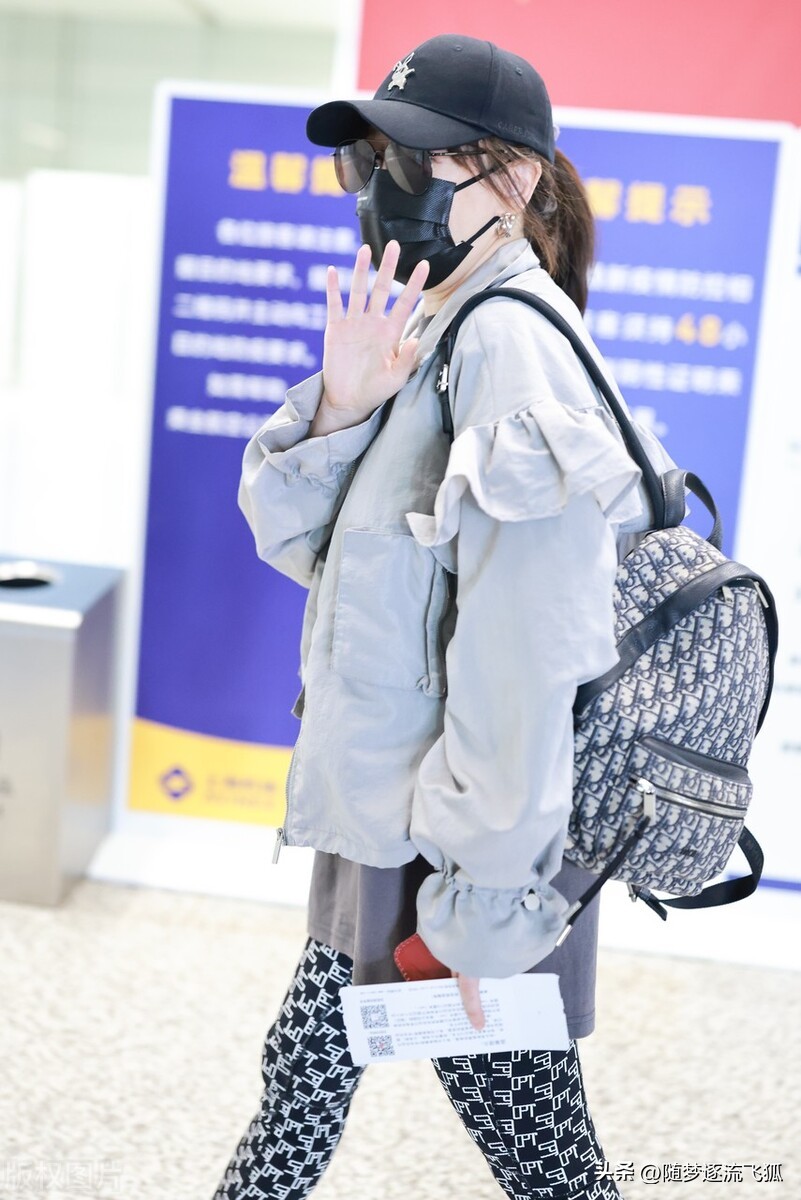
[
  {"left": 389, "top": 258, "right": 430, "bottom": 330},
  {"left": 347, "top": 243, "right": 373, "bottom": 317},
  {"left": 367, "top": 239, "right": 401, "bottom": 315},
  {"left": 456, "top": 974, "right": 485, "bottom": 1031},
  {"left": 325, "top": 265, "right": 344, "bottom": 322}
]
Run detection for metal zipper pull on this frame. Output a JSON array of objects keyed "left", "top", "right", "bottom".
[
  {"left": 721, "top": 585, "right": 734, "bottom": 603},
  {"left": 752, "top": 580, "right": 769, "bottom": 608},
  {"left": 272, "top": 826, "right": 285, "bottom": 864},
  {"left": 630, "top": 775, "right": 656, "bottom": 824}
]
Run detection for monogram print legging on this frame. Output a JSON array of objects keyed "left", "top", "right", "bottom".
[{"left": 212, "top": 938, "right": 622, "bottom": 1200}]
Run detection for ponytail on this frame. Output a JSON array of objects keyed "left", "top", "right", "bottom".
[
  {"left": 457, "top": 140, "right": 596, "bottom": 314},
  {"left": 529, "top": 148, "right": 596, "bottom": 315}
]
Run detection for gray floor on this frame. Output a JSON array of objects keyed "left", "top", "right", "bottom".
[{"left": 1, "top": 879, "right": 797, "bottom": 1200}]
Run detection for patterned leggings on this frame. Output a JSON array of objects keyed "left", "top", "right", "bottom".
[{"left": 212, "top": 938, "right": 622, "bottom": 1200}]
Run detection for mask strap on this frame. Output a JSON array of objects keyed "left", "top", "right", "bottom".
[
  {"left": 453, "top": 163, "right": 502, "bottom": 192},
  {"left": 453, "top": 164, "right": 503, "bottom": 243},
  {"left": 463, "top": 214, "right": 501, "bottom": 245}
]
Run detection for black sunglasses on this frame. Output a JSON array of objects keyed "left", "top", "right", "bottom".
[{"left": 333, "top": 138, "right": 486, "bottom": 196}]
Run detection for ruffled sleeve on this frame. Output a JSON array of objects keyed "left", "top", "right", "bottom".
[
  {"left": 415, "top": 834, "right": 574, "bottom": 978},
  {"left": 251, "top": 372, "right": 389, "bottom": 489},
  {"left": 406, "top": 397, "right": 642, "bottom": 552}
]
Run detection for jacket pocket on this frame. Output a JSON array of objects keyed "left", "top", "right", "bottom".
[{"left": 331, "top": 528, "right": 448, "bottom": 696}]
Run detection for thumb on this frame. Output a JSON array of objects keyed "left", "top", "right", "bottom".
[{"left": 393, "top": 336, "right": 421, "bottom": 380}]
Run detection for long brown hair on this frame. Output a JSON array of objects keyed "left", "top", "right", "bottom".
[{"left": 456, "top": 138, "right": 596, "bottom": 314}]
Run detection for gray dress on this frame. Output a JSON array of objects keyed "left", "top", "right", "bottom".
[{"left": 307, "top": 850, "right": 600, "bottom": 1040}]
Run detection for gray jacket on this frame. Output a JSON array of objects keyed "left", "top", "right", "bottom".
[{"left": 239, "top": 240, "right": 677, "bottom": 977}]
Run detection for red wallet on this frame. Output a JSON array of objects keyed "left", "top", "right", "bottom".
[{"left": 393, "top": 933, "right": 452, "bottom": 981}]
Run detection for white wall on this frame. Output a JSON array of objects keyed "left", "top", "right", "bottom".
[
  {"left": 0, "top": 180, "right": 23, "bottom": 514},
  {"left": 0, "top": 170, "right": 156, "bottom": 567},
  {"left": 0, "top": 181, "right": 22, "bottom": 386},
  {"left": 0, "top": 169, "right": 162, "bottom": 884}
]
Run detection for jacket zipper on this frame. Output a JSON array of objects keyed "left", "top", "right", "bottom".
[
  {"left": 630, "top": 776, "right": 748, "bottom": 821},
  {"left": 273, "top": 740, "right": 298, "bottom": 864}
]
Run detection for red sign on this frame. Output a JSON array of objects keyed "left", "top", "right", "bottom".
[{"left": 357, "top": 1, "right": 801, "bottom": 125}]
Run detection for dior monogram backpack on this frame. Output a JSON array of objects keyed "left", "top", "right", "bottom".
[{"left": 436, "top": 288, "right": 778, "bottom": 939}]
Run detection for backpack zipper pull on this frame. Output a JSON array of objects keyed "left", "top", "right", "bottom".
[
  {"left": 630, "top": 776, "right": 656, "bottom": 823},
  {"left": 752, "top": 580, "right": 769, "bottom": 608}
]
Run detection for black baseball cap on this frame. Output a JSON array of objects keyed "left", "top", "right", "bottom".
[{"left": 306, "top": 33, "right": 555, "bottom": 162}]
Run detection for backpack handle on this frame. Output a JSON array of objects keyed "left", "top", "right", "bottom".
[{"left": 662, "top": 469, "right": 723, "bottom": 551}]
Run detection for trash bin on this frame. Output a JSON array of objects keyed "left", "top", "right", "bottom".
[{"left": 0, "top": 557, "right": 122, "bottom": 905}]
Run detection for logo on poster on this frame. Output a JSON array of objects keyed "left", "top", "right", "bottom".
[{"left": 159, "top": 766, "right": 194, "bottom": 801}]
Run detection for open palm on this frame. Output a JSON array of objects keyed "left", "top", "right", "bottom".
[{"left": 322, "top": 240, "right": 430, "bottom": 419}]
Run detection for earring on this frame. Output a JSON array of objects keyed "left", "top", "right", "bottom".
[{"left": 497, "top": 212, "right": 516, "bottom": 238}]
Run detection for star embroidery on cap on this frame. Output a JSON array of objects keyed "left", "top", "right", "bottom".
[{"left": 388, "top": 52, "right": 415, "bottom": 92}]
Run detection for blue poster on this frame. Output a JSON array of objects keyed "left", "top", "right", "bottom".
[
  {"left": 130, "top": 95, "right": 781, "bottom": 826},
  {"left": 560, "top": 123, "right": 779, "bottom": 554},
  {"left": 131, "top": 93, "right": 359, "bottom": 823}
]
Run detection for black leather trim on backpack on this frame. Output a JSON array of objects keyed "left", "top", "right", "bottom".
[{"left": 574, "top": 561, "right": 778, "bottom": 734}]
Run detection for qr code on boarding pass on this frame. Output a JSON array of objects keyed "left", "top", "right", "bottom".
[
  {"left": 360, "top": 1003, "right": 389, "bottom": 1030},
  {"left": 367, "top": 1034, "right": 395, "bottom": 1058}
]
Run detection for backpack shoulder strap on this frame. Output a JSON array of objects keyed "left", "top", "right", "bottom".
[{"left": 435, "top": 286, "right": 668, "bottom": 532}]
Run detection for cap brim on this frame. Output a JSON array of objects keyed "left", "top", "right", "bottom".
[{"left": 306, "top": 98, "right": 486, "bottom": 150}]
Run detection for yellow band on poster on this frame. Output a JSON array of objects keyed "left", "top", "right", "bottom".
[{"left": 129, "top": 717, "right": 290, "bottom": 825}]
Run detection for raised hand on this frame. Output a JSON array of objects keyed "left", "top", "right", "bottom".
[{"left": 310, "top": 240, "right": 429, "bottom": 437}]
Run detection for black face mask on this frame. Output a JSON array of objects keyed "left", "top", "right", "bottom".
[{"left": 356, "top": 169, "right": 501, "bottom": 289}]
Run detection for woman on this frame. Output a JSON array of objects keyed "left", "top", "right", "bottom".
[{"left": 215, "top": 33, "right": 675, "bottom": 1200}]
